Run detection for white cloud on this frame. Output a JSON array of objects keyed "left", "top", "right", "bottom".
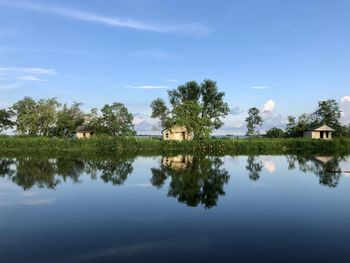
[
  {"left": 20, "top": 76, "right": 46, "bottom": 81},
  {"left": 0, "top": 1, "right": 210, "bottom": 36},
  {"left": 340, "top": 95, "right": 350, "bottom": 124},
  {"left": 126, "top": 85, "right": 169, "bottom": 89},
  {"left": 251, "top": 86, "right": 269, "bottom": 90},
  {"left": 262, "top": 99, "right": 275, "bottom": 113},
  {"left": 0, "top": 67, "right": 56, "bottom": 75}
]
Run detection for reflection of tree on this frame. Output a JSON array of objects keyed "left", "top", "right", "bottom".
[
  {"left": 0, "top": 154, "right": 135, "bottom": 190},
  {"left": 151, "top": 155, "right": 230, "bottom": 209},
  {"left": 13, "top": 158, "right": 59, "bottom": 190},
  {"left": 286, "top": 155, "right": 343, "bottom": 188},
  {"left": 0, "top": 158, "right": 15, "bottom": 178},
  {"left": 55, "top": 158, "right": 85, "bottom": 183},
  {"left": 88, "top": 158, "right": 134, "bottom": 186},
  {"left": 246, "top": 156, "right": 263, "bottom": 181}
]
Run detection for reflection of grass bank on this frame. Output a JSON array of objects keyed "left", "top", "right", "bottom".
[{"left": 0, "top": 136, "right": 350, "bottom": 155}]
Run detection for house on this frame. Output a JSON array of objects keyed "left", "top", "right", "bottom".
[
  {"left": 303, "top": 125, "right": 335, "bottom": 140},
  {"left": 76, "top": 126, "right": 94, "bottom": 139},
  {"left": 162, "top": 125, "right": 193, "bottom": 141}
]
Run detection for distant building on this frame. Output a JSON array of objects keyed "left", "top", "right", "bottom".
[
  {"left": 162, "top": 126, "right": 193, "bottom": 141},
  {"left": 303, "top": 125, "right": 335, "bottom": 140},
  {"left": 76, "top": 126, "right": 94, "bottom": 139}
]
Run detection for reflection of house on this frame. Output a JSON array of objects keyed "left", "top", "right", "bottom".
[
  {"left": 314, "top": 156, "right": 334, "bottom": 164},
  {"left": 303, "top": 125, "right": 335, "bottom": 140},
  {"left": 162, "top": 155, "right": 193, "bottom": 171},
  {"left": 76, "top": 126, "right": 94, "bottom": 139},
  {"left": 162, "top": 126, "right": 193, "bottom": 141}
]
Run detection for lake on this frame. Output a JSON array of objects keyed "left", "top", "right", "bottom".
[{"left": 0, "top": 154, "right": 350, "bottom": 263}]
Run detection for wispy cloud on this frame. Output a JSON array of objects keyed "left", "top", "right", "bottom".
[
  {"left": 0, "top": 82, "right": 24, "bottom": 91},
  {"left": 164, "top": 78, "right": 179, "bottom": 83},
  {"left": 20, "top": 75, "right": 47, "bottom": 82},
  {"left": 130, "top": 49, "right": 178, "bottom": 60},
  {"left": 251, "top": 86, "right": 270, "bottom": 90},
  {"left": 0, "top": 67, "right": 56, "bottom": 75},
  {"left": 126, "top": 85, "right": 169, "bottom": 89},
  {"left": 0, "top": 1, "right": 210, "bottom": 36}
]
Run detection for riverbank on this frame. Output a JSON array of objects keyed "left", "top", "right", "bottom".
[{"left": 0, "top": 136, "right": 350, "bottom": 155}]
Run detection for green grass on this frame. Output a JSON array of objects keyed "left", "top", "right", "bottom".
[{"left": 0, "top": 135, "right": 350, "bottom": 155}]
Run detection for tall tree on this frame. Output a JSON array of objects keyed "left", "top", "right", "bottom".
[
  {"left": 11, "top": 97, "right": 39, "bottom": 135},
  {"left": 55, "top": 102, "right": 85, "bottom": 137},
  {"left": 0, "top": 109, "right": 14, "bottom": 133},
  {"left": 36, "top": 98, "right": 60, "bottom": 136},
  {"left": 245, "top": 107, "right": 263, "bottom": 136},
  {"left": 92, "top": 102, "right": 136, "bottom": 136},
  {"left": 314, "top": 99, "right": 342, "bottom": 130},
  {"left": 150, "top": 80, "right": 229, "bottom": 138}
]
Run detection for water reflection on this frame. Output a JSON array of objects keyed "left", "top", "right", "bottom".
[
  {"left": 0, "top": 154, "right": 348, "bottom": 208},
  {"left": 286, "top": 155, "right": 344, "bottom": 188},
  {"left": 151, "top": 155, "right": 230, "bottom": 209},
  {"left": 246, "top": 156, "right": 263, "bottom": 181}
]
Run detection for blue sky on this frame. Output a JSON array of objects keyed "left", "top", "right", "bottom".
[{"left": 0, "top": 0, "right": 349, "bottom": 134}]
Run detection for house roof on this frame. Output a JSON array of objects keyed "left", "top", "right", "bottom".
[
  {"left": 306, "top": 124, "right": 335, "bottom": 132},
  {"left": 76, "top": 126, "right": 92, "bottom": 133}
]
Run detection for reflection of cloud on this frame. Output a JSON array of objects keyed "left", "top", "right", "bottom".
[
  {"left": 61, "top": 238, "right": 211, "bottom": 263},
  {"left": 18, "top": 198, "right": 54, "bottom": 206},
  {"left": 262, "top": 158, "right": 276, "bottom": 173}
]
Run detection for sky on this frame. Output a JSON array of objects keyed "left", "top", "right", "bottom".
[{"left": 0, "top": 0, "right": 349, "bottom": 135}]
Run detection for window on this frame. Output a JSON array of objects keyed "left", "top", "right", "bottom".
[
  {"left": 83, "top": 133, "right": 86, "bottom": 137},
  {"left": 166, "top": 133, "right": 169, "bottom": 139}
]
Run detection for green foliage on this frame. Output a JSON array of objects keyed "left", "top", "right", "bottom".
[
  {"left": 1, "top": 136, "right": 349, "bottom": 156},
  {"left": 266, "top": 127, "right": 285, "bottom": 138},
  {"left": 0, "top": 109, "right": 14, "bottom": 133},
  {"left": 150, "top": 98, "right": 169, "bottom": 128},
  {"left": 11, "top": 97, "right": 39, "bottom": 135},
  {"left": 245, "top": 107, "right": 263, "bottom": 136},
  {"left": 91, "top": 102, "right": 136, "bottom": 136},
  {"left": 150, "top": 79, "right": 229, "bottom": 138},
  {"left": 54, "top": 102, "right": 85, "bottom": 137}
]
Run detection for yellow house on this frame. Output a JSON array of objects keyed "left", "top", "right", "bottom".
[
  {"left": 76, "top": 126, "right": 94, "bottom": 139},
  {"left": 303, "top": 125, "right": 335, "bottom": 140},
  {"left": 162, "top": 126, "right": 193, "bottom": 141}
]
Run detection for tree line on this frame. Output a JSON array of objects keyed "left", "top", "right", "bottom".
[
  {"left": 245, "top": 99, "right": 350, "bottom": 138},
  {"left": 0, "top": 79, "right": 349, "bottom": 138}
]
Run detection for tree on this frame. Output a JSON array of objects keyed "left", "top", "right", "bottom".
[
  {"left": 285, "top": 116, "right": 297, "bottom": 137},
  {"left": 150, "top": 80, "right": 229, "bottom": 139},
  {"left": 150, "top": 98, "right": 169, "bottom": 129},
  {"left": 92, "top": 102, "right": 136, "bottom": 136},
  {"left": 245, "top": 107, "right": 263, "bottom": 136},
  {"left": 0, "top": 109, "right": 14, "bottom": 133},
  {"left": 55, "top": 102, "right": 85, "bottom": 137},
  {"left": 36, "top": 98, "right": 60, "bottom": 136},
  {"left": 266, "top": 127, "right": 285, "bottom": 138},
  {"left": 11, "top": 97, "right": 39, "bottom": 135},
  {"left": 314, "top": 99, "right": 342, "bottom": 133}
]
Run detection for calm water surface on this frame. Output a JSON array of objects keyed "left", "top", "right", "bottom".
[{"left": 0, "top": 155, "right": 350, "bottom": 263}]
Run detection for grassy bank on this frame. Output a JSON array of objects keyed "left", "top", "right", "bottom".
[{"left": 0, "top": 136, "right": 350, "bottom": 155}]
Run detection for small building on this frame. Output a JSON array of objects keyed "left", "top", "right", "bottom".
[
  {"left": 162, "top": 126, "right": 193, "bottom": 141},
  {"left": 303, "top": 125, "right": 335, "bottom": 140},
  {"left": 76, "top": 126, "right": 94, "bottom": 139}
]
